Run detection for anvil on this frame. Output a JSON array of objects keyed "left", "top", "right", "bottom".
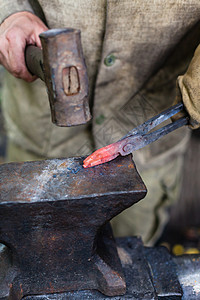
[{"left": 0, "top": 155, "right": 146, "bottom": 299}]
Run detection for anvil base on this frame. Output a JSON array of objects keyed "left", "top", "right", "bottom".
[
  {"left": 0, "top": 156, "right": 146, "bottom": 299},
  {"left": 23, "top": 236, "right": 200, "bottom": 300}
]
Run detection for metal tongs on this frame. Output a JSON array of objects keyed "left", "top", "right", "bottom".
[{"left": 83, "top": 103, "right": 189, "bottom": 168}]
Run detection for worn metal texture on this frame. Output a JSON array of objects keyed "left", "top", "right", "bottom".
[
  {"left": 40, "top": 28, "right": 91, "bottom": 126},
  {"left": 22, "top": 237, "right": 200, "bottom": 300},
  {"left": 23, "top": 237, "right": 157, "bottom": 300},
  {"left": 25, "top": 28, "right": 91, "bottom": 127},
  {"left": 144, "top": 247, "right": 182, "bottom": 298},
  {"left": 0, "top": 155, "right": 147, "bottom": 299},
  {"left": 174, "top": 255, "right": 200, "bottom": 300}
]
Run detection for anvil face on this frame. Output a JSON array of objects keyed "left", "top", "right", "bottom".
[{"left": 0, "top": 155, "right": 146, "bottom": 299}]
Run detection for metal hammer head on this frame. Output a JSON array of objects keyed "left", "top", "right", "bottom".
[{"left": 39, "top": 28, "right": 91, "bottom": 127}]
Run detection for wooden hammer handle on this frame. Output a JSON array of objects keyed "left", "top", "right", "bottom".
[{"left": 25, "top": 45, "right": 44, "bottom": 81}]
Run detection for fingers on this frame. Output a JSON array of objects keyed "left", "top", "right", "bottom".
[
  {"left": 5, "top": 27, "right": 34, "bottom": 81},
  {"left": 176, "top": 44, "right": 200, "bottom": 129},
  {"left": 0, "top": 11, "right": 48, "bottom": 82}
]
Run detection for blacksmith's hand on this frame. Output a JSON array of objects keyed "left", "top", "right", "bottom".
[
  {"left": 175, "top": 44, "right": 200, "bottom": 129},
  {"left": 0, "top": 11, "right": 48, "bottom": 82}
]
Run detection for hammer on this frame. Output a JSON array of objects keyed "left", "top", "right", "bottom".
[{"left": 25, "top": 28, "right": 91, "bottom": 127}]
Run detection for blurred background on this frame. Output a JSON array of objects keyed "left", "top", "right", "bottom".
[{"left": 157, "top": 126, "right": 200, "bottom": 256}]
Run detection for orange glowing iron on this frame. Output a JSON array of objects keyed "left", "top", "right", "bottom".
[{"left": 83, "top": 103, "right": 188, "bottom": 168}]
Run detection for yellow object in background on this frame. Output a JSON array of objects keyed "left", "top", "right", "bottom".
[
  {"left": 172, "top": 244, "right": 200, "bottom": 256},
  {"left": 172, "top": 244, "right": 185, "bottom": 256},
  {"left": 185, "top": 248, "right": 200, "bottom": 255}
]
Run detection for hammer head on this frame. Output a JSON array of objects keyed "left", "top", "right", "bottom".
[{"left": 39, "top": 28, "right": 91, "bottom": 127}]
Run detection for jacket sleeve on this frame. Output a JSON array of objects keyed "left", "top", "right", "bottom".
[
  {"left": 175, "top": 44, "right": 200, "bottom": 129},
  {"left": 0, "top": 0, "right": 34, "bottom": 24}
]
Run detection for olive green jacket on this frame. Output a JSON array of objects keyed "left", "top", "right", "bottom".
[{"left": 1, "top": 0, "right": 199, "bottom": 169}]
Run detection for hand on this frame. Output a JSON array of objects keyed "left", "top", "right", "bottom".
[
  {"left": 0, "top": 11, "right": 48, "bottom": 82},
  {"left": 175, "top": 44, "right": 200, "bottom": 129}
]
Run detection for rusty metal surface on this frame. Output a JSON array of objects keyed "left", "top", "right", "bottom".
[
  {"left": 40, "top": 28, "right": 91, "bottom": 127},
  {"left": 0, "top": 156, "right": 145, "bottom": 203},
  {"left": 23, "top": 237, "right": 157, "bottom": 300},
  {"left": 25, "top": 28, "right": 91, "bottom": 127},
  {"left": 0, "top": 155, "right": 146, "bottom": 299},
  {"left": 144, "top": 247, "right": 182, "bottom": 298},
  {"left": 174, "top": 255, "right": 200, "bottom": 300},
  {"left": 1, "top": 224, "right": 200, "bottom": 299},
  {"left": 22, "top": 238, "right": 200, "bottom": 300}
]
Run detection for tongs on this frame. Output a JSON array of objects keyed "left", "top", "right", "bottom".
[{"left": 83, "top": 103, "right": 189, "bottom": 168}]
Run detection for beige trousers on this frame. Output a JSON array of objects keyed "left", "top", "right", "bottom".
[{"left": 111, "top": 155, "right": 184, "bottom": 246}]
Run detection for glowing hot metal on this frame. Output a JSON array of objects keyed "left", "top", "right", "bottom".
[{"left": 83, "top": 103, "right": 188, "bottom": 168}]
